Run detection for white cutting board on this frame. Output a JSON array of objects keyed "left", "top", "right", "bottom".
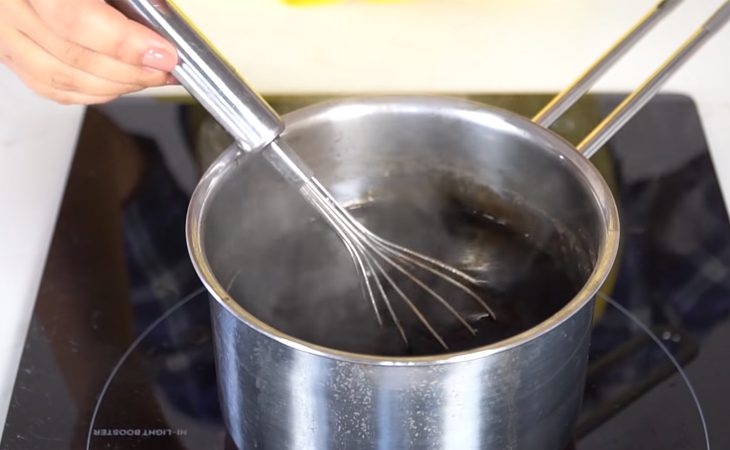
[{"left": 169, "top": 0, "right": 730, "bottom": 95}]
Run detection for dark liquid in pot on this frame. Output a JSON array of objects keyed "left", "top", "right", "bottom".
[
  {"left": 234, "top": 179, "right": 589, "bottom": 357},
  {"left": 348, "top": 202, "right": 584, "bottom": 356}
]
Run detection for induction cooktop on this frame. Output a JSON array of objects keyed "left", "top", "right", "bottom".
[{"left": 2, "top": 93, "right": 729, "bottom": 449}]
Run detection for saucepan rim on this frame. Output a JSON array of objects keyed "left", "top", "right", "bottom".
[{"left": 186, "top": 95, "right": 620, "bottom": 366}]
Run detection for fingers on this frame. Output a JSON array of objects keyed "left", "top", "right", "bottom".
[
  {"left": 6, "top": 61, "right": 119, "bottom": 105},
  {"left": 28, "top": 0, "right": 178, "bottom": 71},
  {"left": 47, "top": 37, "right": 171, "bottom": 87},
  {"left": 0, "top": 0, "right": 179, "bottom": 104},
  {"left": 20, "top": 0, "right": 173, "bottom": 87},
  {"left": 17, "top": 73, "right": 119, "bottom": 105},
  {"left": 0, "top": 25, "right": 133, "bottom": 104}
]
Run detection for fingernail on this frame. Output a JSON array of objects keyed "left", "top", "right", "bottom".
[{"left": 142, "top": 47, "right": 177, "bottom": 71}]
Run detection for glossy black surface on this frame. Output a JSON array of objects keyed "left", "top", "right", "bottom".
[{"left": 2, "top": 94, "right": 729, "bottom": 449}]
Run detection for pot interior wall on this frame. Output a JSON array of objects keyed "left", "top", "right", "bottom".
[{"left": 199, "top": 99, "right": 608, "bottom": 356}]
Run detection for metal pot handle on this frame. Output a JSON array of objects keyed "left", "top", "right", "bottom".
[
  {"left": 536, "top": 0, "right": 730, "bottom": 158},
  {"left": 532, "top": 0, "right": 683, "bottom": 128},
  {"left": 108, "top": 0, "right": 284, "bottom": 152}
]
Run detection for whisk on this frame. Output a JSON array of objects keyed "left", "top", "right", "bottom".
[
  {"left": 113, "top": 0, "right": 497, "bottom": 348},
  {"left": 265, "top": 141, "right": 496, "bottom": 349},
  {"left": 112, "top": 0, "right": 728, "bottom": 349}
]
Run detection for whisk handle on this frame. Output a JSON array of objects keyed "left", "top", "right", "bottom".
[{"left": 109, "top": 0, "right": 284, "bottom": 152}]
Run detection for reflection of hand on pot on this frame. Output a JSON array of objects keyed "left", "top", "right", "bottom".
[{"left": 0, "top": 0, "right": 176, "bottom": 104}]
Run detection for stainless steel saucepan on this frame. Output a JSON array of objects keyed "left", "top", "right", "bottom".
[{"left": 111, "top": 0, "right": 730, "bottom": 448}]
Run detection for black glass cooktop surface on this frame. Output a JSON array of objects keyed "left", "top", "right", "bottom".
[{"left": 2, "top": 94, "right": 729, "bottom": 449}]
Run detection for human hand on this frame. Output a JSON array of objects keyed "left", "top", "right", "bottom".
[{"left": 0, "top": 0, "right": 178, "bottom": 104}]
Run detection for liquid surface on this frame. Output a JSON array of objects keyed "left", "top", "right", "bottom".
[{"left": 230, "top": 186, "right": 587, "bottom": 357}]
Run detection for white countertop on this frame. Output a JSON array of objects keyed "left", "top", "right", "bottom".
[{"left": 1, "top": 0, "right": 729, "bottom": 432}]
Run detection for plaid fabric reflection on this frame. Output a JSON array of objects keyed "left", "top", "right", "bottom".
[
  {"left": 122, "top": 138, "right": 220, "bottom": 422},
  {"left": 583, "top": 152, "right": 730, "bottom": 418}
]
